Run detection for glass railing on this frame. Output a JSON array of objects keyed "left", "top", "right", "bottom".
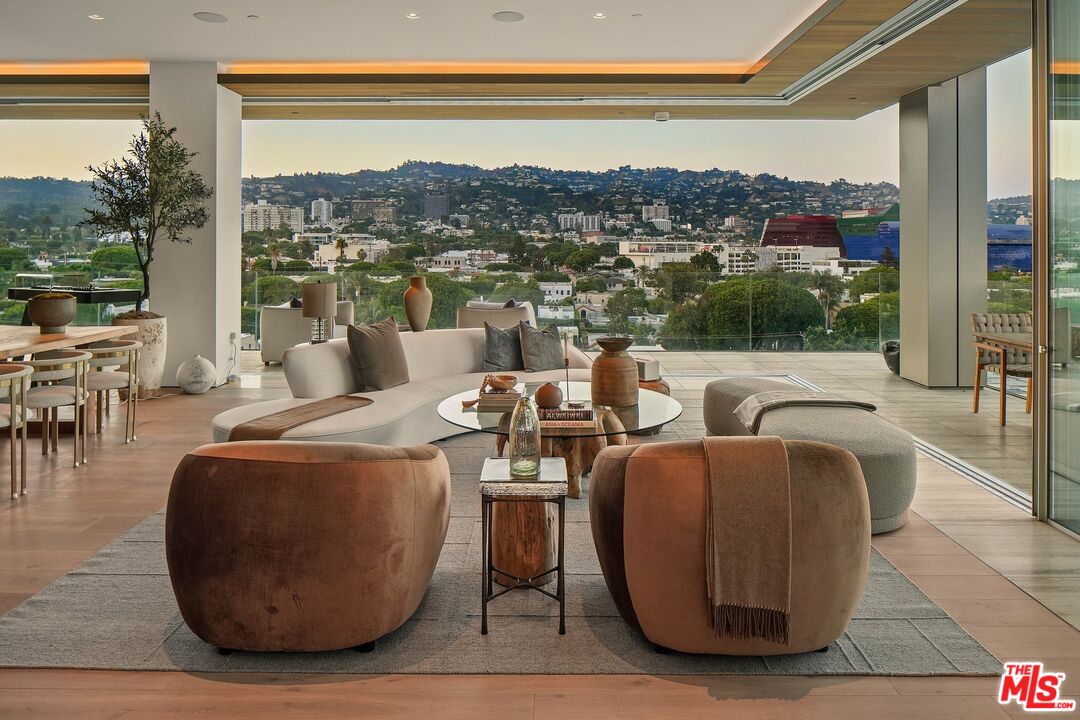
[{"left": 0, "top": 262, "right": 144, "bottom": 327}]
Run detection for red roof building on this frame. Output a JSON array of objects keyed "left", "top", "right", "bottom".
[{"left": 760, "top": 215, "right": 847, "bottom": 257}]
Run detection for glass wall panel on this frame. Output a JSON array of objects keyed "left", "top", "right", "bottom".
[{"left": 1048, "top": 0, "right": 1080, "bottom": 532}]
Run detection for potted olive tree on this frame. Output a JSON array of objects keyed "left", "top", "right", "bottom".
[{"left": 82, "top": 112, "right": 212, "bottom": 394}]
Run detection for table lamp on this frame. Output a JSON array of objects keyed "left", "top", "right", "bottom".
[{"left": 302, "top": 281, "right": 338, "bottom": 344}]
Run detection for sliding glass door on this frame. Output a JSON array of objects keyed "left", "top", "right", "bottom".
[{"left": 1046, "top": 0, "right": 1080, "bottom": 533}]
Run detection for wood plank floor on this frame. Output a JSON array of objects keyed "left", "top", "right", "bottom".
[{"left": 0, "top": 377, "right": 1076, "bottom": 719}]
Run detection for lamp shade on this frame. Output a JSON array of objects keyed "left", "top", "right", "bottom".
[{"left": 301, "top": 282, "right": 338, "bottom": 319}]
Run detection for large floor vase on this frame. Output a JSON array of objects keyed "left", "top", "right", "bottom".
[
  {"left": 591, "top": 336, "right": 639, "bottom": 407},
  {"left": 113, "top": 316, "right": 166, "bottom": 396},
  {"left": 403, "top": 276, "right": 433, "bottom": 331}
]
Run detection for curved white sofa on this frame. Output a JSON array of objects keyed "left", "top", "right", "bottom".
[{"left": 213, "top": 327, "right": 593, "bottom": 446}]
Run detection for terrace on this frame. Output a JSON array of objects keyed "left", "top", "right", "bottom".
[{"left": 1, "top": 0, "right": 1078, "bottom": 718}]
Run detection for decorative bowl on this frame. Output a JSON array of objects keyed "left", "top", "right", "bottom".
[
  {"left": 485, "top": 374, "right": 518, "bottom": 391},
  {"left": 27, "top": 292, "right": 77, "bottom": 334}
]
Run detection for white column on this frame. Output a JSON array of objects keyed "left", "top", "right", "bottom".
[
  {"left": 148, "top": 62, "right": 241, "bottom": 385},
  {"left": 899, "top": 68, "right": 987, "bottom": 388}
]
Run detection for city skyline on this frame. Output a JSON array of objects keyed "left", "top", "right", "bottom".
[{"left": 0, "top": 51, "right": 1034, "bottom": 198}]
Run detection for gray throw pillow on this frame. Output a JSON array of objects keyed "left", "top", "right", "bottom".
[
  {"left": 519, "top": 322, "right": 564, "bottom": 372},
  {"left": 483, "top": 322, "right": 524, "bottom": 372},
  {"left": 346, "top": 317, "right": 410, "bottom": 391}
]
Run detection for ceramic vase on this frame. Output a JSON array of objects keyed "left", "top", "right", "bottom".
[
  {"left": 176, "top": 354, "right": 217, "bottom": 394},
  {"left": 403, "top": 275, "right": 433, "bottom": 331},
  {"left": 27, "top": 295, "right": 76, "bottom": 334},
  {"left": 591, "top": 336, "right": 639, "bottom": 407}
]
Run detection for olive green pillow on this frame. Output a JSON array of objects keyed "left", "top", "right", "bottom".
[
  {"left": 346, "top": 317, "right": 410, "bottom": 391},
  {"left": 519, "top": 322, "right": 564, "bottom": 372},
  {"left": 483, "top": 322, "right": 524, "bottom": 372}
]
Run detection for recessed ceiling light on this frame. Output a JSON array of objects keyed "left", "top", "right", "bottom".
[
  {"left": 87, "top": 13, "right": 104, "bottom": 21},
  {"left": 193, "top": 11, "right": 228, "bottom": 23},
  {"left": 246, "top": 14, "right": 260, "bottom": 20},
  {"left": 405, "top": 12, "right": 420, "bottom": 20},
  {"left": 631, "top": 13, "right": 644, "bottom": 19},
  {"left": 593, "top": 12, "right": 607, "bottom": 19},
  {"left": 492, "top": 11, "right": 525, "bottom": 22}
]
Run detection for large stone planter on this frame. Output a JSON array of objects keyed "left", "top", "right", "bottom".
[{"left": 113, "top": 316, "right": 167, "bottom": 395}]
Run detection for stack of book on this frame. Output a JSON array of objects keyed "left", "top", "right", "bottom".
[
  {"left": 476, "top": 389, "right": 521, "bottom": 413},
  {"left": 538, "top": 406, "right": 596, "bottom": 429}
]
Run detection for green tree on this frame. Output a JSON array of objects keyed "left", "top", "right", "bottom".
[
  {"left": 574, "top": 276, "right": 607, "bottom": 293},
  {"left": 612, "top": 256, "right": 635, "bottom": 271},
  {"left": 566, "top": 248, "right": 601, "bottom": 273},
  {"left": 88, "top": 245, "right": 138, "bottom": 275},
  {"left": 489, "top": 279, "right": 544, "bottom": 309},
  {"left": 848, "top": 266, "right": 899, "bottom": 302},
  {"left": 82, "top": 112, "right": 213, "bottom": 313},
  {"left": 689, "top": 250, "right": 721, "bottom": 273},
  {"left": 0, "top": 247, "right": 33, "bottom": 271},
  {"left": 606, "top": 288, "right": 648, "bottom": 334},
  {"left": 662, "top": 275, "right": 824, "bottom": 350}
]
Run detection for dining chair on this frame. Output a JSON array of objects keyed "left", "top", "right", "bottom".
[
  {"left": 85, "top": 339, "right": 141, "bottom": 443},
  {"left": 971, "top": 312, "right": 1033, "bottom": 423},
  {"left": 0, "top": 363, "right": 32, "bottom": 499},
  {"left": 24, "top": 349, "right": 91, "bottom": 468}
]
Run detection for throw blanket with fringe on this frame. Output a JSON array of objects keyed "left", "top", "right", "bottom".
[
  {"left": 735, "top": 390, "right": 876, "bottom": 434},
  {"left": 701, "top": 435, "right": 792, "bottom": 645},
  {"left": 228, "top": 395, "right": 373, "bottom": 442}
]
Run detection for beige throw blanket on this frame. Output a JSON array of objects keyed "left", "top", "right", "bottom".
[
  {"left": 701, "top": 435, "right": 792, "bottom": 645},
  {"left": 228, "top": 395, "right": 373, "bottom": 442},
  {"left": 735, "top": 390, "right": 876, "bottom": 434}
]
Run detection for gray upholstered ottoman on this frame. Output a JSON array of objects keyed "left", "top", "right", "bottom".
[{"left": 703, "top": 378, "right": 917, "bottom": 534}]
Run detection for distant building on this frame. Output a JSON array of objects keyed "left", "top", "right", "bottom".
[
  {"left": 582, "top": 214, "right": 603, "bottom": 232},
  {"left": 618, "top": 239, "right": 708, "bottom": 269},
  {"left": 242, "top": 201, "right": 303, "bottom": 233},
  {"left": 315, "top": 234, "right": 389, "bottom": 264},
  {"left": 423, "top": 193, "right": 450, "bottom": 220},
  {"left": 723, "top": 215, "right": 750, "bottom": 231},
  {"left": 538, "top": 281, "right": 573, "bottom": 305},
  {"left": 449, "top": 213, "right": 471, "bottom": 226},
  {"left": 352, "top": 199, "right": 397, "bottom": 224},
  {"left": 648, "top": 218, "right": 672, "bottom": 232},
  {"left": 557, "top": 212, "right": 584, "bottom": 230},
  {"left": 310, "top": 198, "right": 333, "bottom": 225},
  {"left": 642, "top": 201, "right": 669, "bottom": 222},
  {"left": 760, "top": 215, "right": 846, "bottom": 257}
]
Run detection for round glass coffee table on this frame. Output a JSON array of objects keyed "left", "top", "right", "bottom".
[
  {"left": 439, "top": 380, "right": 681, "bottom": 590},
  {"left": 437, "top": 380, "right": 683, "bottom": 497}
]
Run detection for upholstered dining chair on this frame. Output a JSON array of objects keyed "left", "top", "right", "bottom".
[
  {"left": 971, "top": 313, "right": 1033, "bottom": 422},
  {"left": 85, "top": 339, "right": 141, "bottom": 443},
  {"left": 0, "top": 363, "right": 32, "bottom": 499},
  {"left": 25, "top": 349, "right": 91, "bottom": 467}
]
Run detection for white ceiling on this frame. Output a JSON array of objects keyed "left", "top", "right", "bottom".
[{"left": 0, "top": 0, "right": 827, "bottom": 68}]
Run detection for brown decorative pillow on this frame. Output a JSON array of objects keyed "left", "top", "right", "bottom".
[
  {"left": 519, "top": 322, "right": 564, "bottom": 372},
  {"left": 346, "top": 318, "right": 410, "bottom": 391}
]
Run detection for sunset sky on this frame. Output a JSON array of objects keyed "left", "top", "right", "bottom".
[{"left": 0, "top": 51, "right": 1034, "bottom": 199}]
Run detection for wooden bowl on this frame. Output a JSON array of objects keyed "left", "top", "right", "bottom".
[{"left": 486, "top": 374, "right": 518, "bottom": 391}]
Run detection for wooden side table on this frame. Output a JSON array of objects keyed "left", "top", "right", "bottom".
[{"left": 480, "top": 456, "right": 567, "bottom": 636}]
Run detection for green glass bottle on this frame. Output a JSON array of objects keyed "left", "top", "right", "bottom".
[{"left": 507, "top": 395, "right": 541, "bottom": 480}]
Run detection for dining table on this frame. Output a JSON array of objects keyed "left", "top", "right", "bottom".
[
  {"left": 0, "top": 324, "right": 137, "bottom": 360},
  {"left": 972, "top": 330, "right": 1034, "bottom": 426}
]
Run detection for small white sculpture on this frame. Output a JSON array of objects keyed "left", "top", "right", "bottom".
[{"left": 176, "top": 355, "right": 216, "bottom": 394}]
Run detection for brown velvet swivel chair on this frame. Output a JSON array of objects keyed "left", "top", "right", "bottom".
[
  {"left": 590, "top": 438, "right": 870, "bottom": 655},
  {"left": 166, "top": 441, "right": 451, "bottom": 653}
]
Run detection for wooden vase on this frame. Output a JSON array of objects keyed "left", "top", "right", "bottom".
[
  {"left": 591, "top": 336, "right": 639, "bottom": 407},
  {"left": 402, "top": 275, "right": 433, "bottom": 332}
]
